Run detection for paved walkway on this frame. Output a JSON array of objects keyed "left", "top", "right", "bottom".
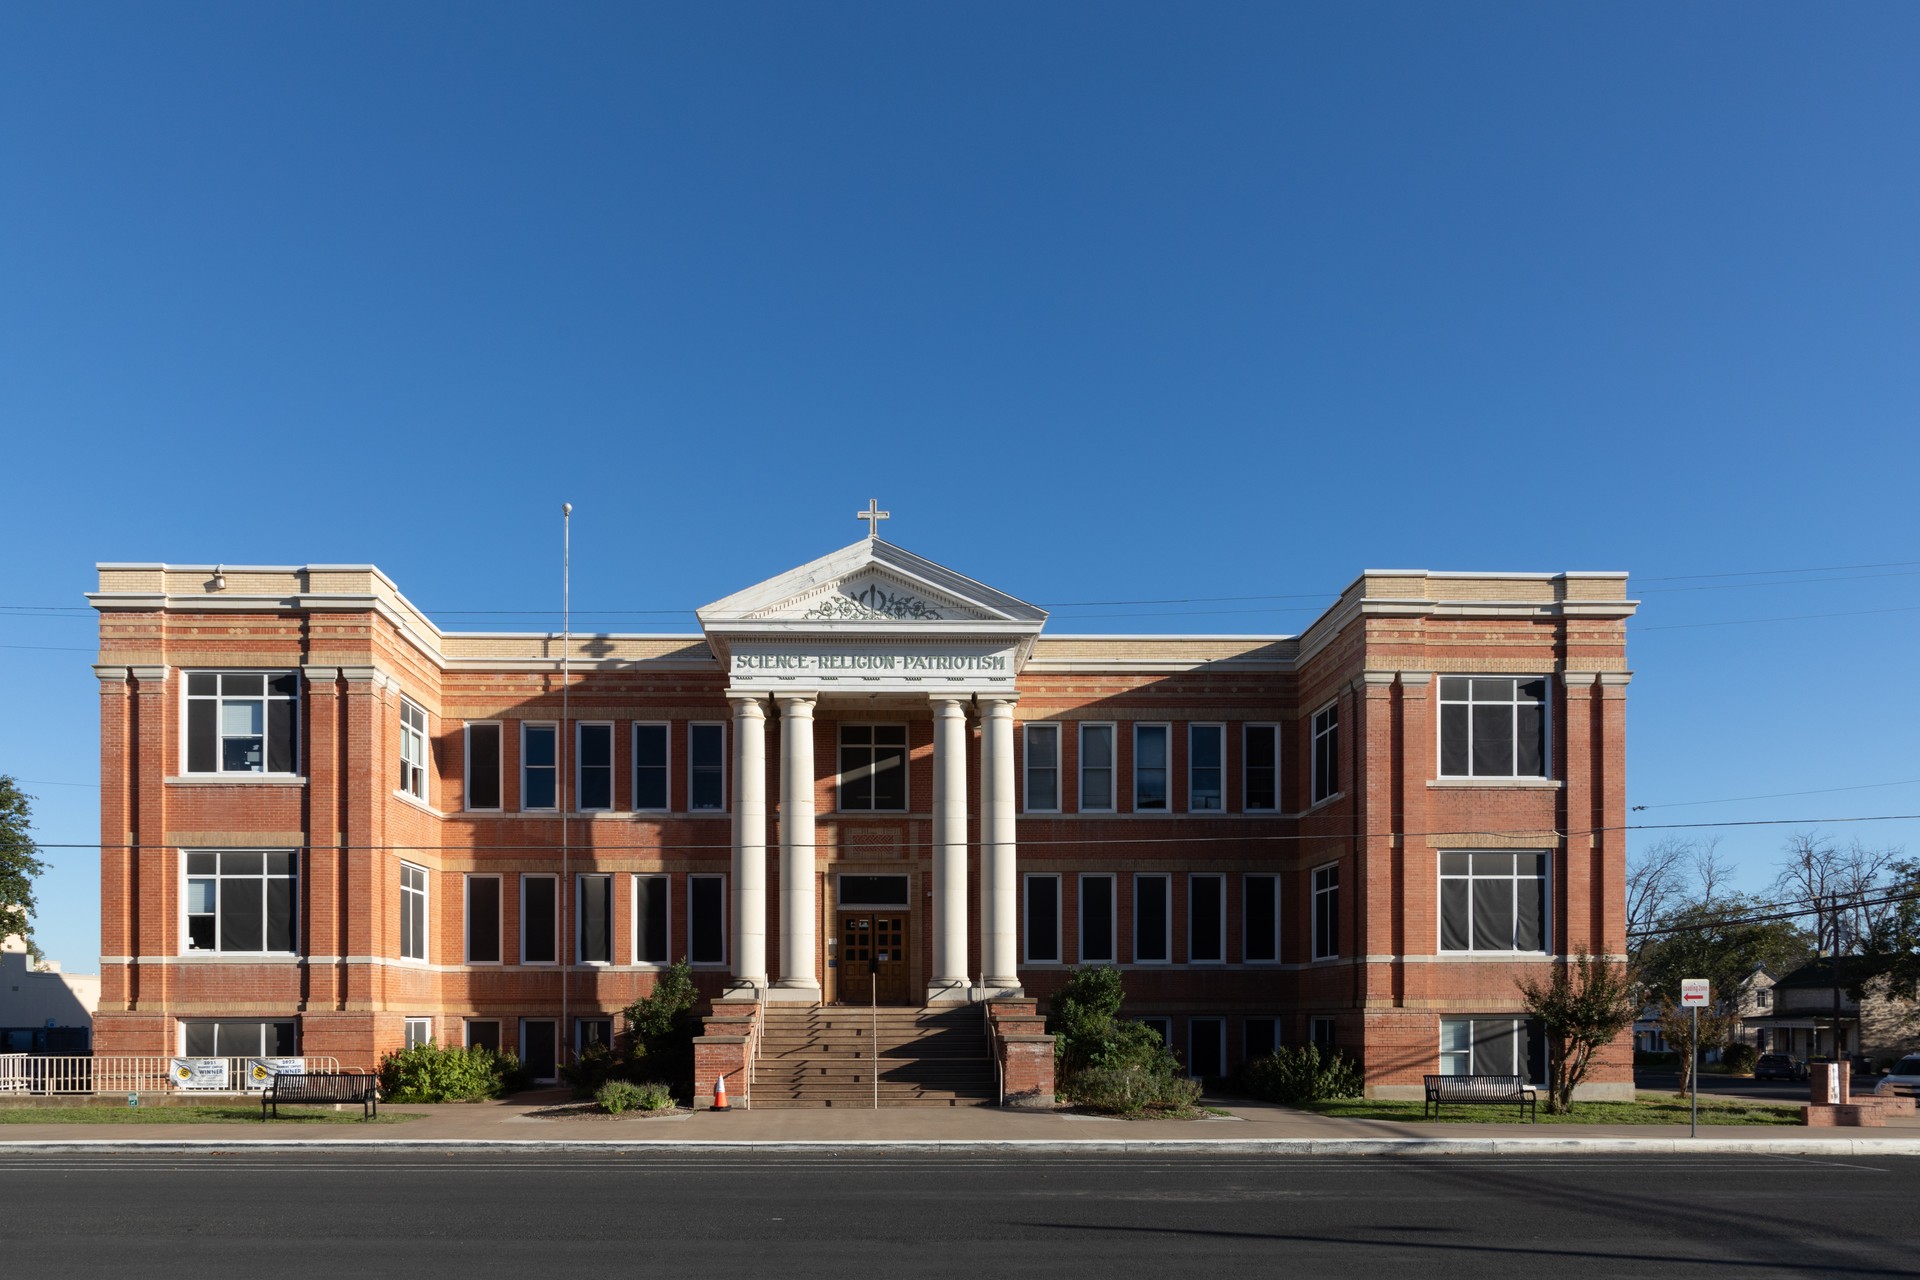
[{"left": 4, "top": 1093, "right": 1920, "bottom": 1152}]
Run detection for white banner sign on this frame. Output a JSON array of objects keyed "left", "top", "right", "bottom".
[
  {"left": 244, "top": 1057, "right": 305, "bottom": 1090},
  {"left": 1680, "top": 979, "right": 1710, "bottom": 1007},
  {"left": 169, "top": 1057, "right": 230, "bottom": 1090}
]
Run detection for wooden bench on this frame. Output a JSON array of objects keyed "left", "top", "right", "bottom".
[
  {"left": 1422, "top": 1073, "right": 1537, "bottom": 1121},
  {"left": 261, "top": 1072, "right": 379, "bottom": 1120}
]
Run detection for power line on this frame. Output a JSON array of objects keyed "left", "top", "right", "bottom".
[{"left": 1633, "top": 777, "right": 1920, "bottom": 810}]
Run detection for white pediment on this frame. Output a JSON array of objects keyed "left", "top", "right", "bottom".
[{"left": 697, "top": 539, "right": 1047, "bottom": 628}]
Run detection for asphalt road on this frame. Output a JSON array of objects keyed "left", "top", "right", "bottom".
[{"left": 2, "top": 1150, "right": 1916, "bottom": 1278}]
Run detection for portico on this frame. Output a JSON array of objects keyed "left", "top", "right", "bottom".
[{"left": 697, "top": 535, "right": 1047, "bottom": 1005}]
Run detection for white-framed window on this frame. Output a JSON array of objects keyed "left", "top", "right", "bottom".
[
  {"left": 838, "top": 723, "right": 906, "bottom": 811},
  {"left": 183, "top": 850, "right": 297, "bottom": 954},
  {"left": 521, "top": 722, "right": 558, "bottom": 811},
  {"left": 465, "top": 1019, "right": 501, "bottom": 1052},
  {"left": 1439, "top": 677, "right": 1550, "bottom": 778},
  {"left": 399, "top": 862, "right": 428, "bottom": 962},
  {"left": 399, "top": 698, "right": 429, "bottom": 801},
  {"left": 1311, "top": 701, "right": 1339, "bottom": 804},
  {"left": 1440, "top": 851, "right": 1548, "bottom": 952},
  {"left": 521, "top": 874, "right": 558, "bottom": 964},
  {"left": 184, "top": 671, "right": 300, "bottom": 775},
  {"left": 1243, "top": 724, "right": 1280, "bottom": 812},
  {"left": 464, "top": 722, "right": 502, "bottom": 811},
  {"left": 1188, "top": 724, "right": 1224, "bottom": 812},
  {"left": 1079, "top": 723, "right": 1115, "bottom": 812},
  {"left": 1311, "top": 861, "right": 1339, "bottom": 960},
  {"left": 1440, "top": 1017, "right": 1547, "bottom": 1085},
  {"left": 1023, "top": 873, "right": 1061, "bottom": 963},
  {"left": 404, "top": 1017, "right": 433, "bottom": 1049},
  {"left": 1079, "top": 873, "right": 1115, "bottom": 964},
  {"left": 633, "top": 723, "right": 669, "bottom": 812},
  {"left": 634, "top": 874, "right": 670, "bottom": 965},
  {"left": 1024, "top": 723, "right": 1060, "bottom": 812},
  {"left": 689, "top": 723, "right": 727, "bottom": 812},
  {"left": 577, "top": 723, "right": 614, "bottom": 811},
  {"left": 521, "top": 1019, "right": 559, "bottom": 1084},
  {"left": 1309, "top": 1016, "right": 1337, "bottom": 1050},
  {"left": 1244, "top": 1016, "right": 1279, "bottom": 1063},
  {"left": 1138, "top": 1016, "right": 1172, "bottom": 1046},
  {"left": 577, "top": 1017, "right": 613, "bottom": 1053},
  {"left": 1243, "top": 873, "right": 1281, "bottom": 964},
  {"left": 1133, "top": 723, "right": 1169, "bottom": 812},
  {"left": 183, "top": 1020, "right": 297, "bottom": 1057},
  {"left": 1189, "top": 873, "right": 1225, "bottom": 964},
  {"left": 1188, "top": 1017, "right": 1225, "bottom": 1079},
  {"left": 1133, "top": 873, "right": 1171, "bottom": 964},
  {"left": 577, "top": 873, "right": 613, "bottom": 964},
  {"left": 465, "top": 874, "right": 501, "bottom": 964},
  {"left": 688, "top": 873, "right": 727, "bottom": 965}
]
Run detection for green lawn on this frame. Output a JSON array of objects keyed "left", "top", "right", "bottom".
[
  {"left": 1295, "top": 1092, "right": 1802, "bottom": 1126},
  {"left": 0, "top": 1104, "right": 421, "bottom": 1125}
]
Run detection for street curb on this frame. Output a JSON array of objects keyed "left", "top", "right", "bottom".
[{"left": 3, "top": 1137, "right": 1920, "bottom": 1155}]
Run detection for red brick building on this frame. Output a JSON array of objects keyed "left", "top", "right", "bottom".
[{"left": 88, "top": 531, "right": 1635, "bottom": 1099}]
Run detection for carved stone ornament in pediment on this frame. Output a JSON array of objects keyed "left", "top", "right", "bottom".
[{"left": 747, "top": 572, "right": 990, "bottom": 622}]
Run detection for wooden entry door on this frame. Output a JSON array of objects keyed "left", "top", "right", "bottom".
[{"left": 839, "top": 913, "right": 911, "bottom": 1005}]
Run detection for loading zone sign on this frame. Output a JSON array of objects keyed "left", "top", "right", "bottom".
[
  {"left": 169, "top": 1057, "right": 230, "bottom": 1090},
  {"left": 1681, "top": 979, "right": 1711, "bottom": 1008}
]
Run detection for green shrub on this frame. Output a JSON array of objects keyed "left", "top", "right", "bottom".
[
  {"left": 618, "top": 959, "right": 701, "bottom": 1099},
  {"left": 1047, "top": 965, "right": 1205, "bottom": 1114},
  {"left": 1720, "top": 1043, "right": 1759, "bottom": 1074},
  {"left": 1071, "top": 1061, "right": 1203, "bottom": 1115},
  {"left": 1237, "top": 1045, "right": 1366, "bottom": 1106},
  {"left": 378, "top": 1043, "right": 522, "bottom": 1102},
  {"left": 561, "top": 1041, "right": 622, "bottom": 1098},
  {"left": 597, "top": 1078, "right": 674, "bottom": 1114}
]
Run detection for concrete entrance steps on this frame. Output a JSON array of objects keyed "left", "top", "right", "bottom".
[{"left": 752, "top": 1004, "right": 996, "bottom": 1109}]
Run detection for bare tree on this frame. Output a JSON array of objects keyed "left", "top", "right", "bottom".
[
  {"left": 1772, "top": 834, "right": 1904, "bottom": 953},
  {"left": 1627, "top": 837, "right": 1694, "bottom": 952},
  {"left": 1691, "top": 836, "right": 1733, "bottom": 907}
]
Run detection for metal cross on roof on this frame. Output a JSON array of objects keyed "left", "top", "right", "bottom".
[{"left": 856, "top": 498, "right": 890, "bottom": 540}]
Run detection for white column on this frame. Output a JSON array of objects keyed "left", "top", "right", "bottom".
[
  {"left": 929, "top": 696, "right": 970, "bottom": 1000},
  {"left": 982, "top": 697, "right": 1021, "bottom": 993},
  {"left": 772, "top": 695, "right": 821, "bottom": 1002},
  {"left": 726, "top": 696, "right": 768, "bottom": 996}
]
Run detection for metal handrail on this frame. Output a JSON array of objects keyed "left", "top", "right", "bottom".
[{"left": 871, "top": 980, "right": 879, "bottom": 1110}]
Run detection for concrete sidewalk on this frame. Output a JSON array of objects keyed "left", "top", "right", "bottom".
[{"left": 4, "top": 1093, "right": 1920, "bottom": 1153}]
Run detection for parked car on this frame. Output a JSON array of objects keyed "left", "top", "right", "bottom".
[
  {"left": 1875, "top": 1056, "right": 1920, "bottom": 1098},
  {"left": 1754, "top": 1053, "right": 1809, "bottom": 1081}
]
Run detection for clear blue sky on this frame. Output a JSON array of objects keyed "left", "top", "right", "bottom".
[{"left": 3, "top": 3, "right": 1917, "bottom": 970}]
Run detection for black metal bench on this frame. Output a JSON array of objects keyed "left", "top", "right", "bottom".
[
  {"left": 1422, "top": 1073, "right": 1537, "bottom": 1121},
  {"left": 261, "top": 1072, "right": 379, "bottom": 1120}
]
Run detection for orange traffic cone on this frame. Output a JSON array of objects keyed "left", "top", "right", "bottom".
[{"left": 712, "top": 1072, "right": 731, "bottom": 1113}]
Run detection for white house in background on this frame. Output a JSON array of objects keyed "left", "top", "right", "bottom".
[{"left": 0, "top": 934, "right": 98, "bottom": 1053}]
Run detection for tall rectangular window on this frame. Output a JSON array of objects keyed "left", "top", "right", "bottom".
[
  {"left": 399, "top": 698, "right": 429, "bottom": 800},
  {"left": 399, "top": 862, "right": 428, "bottom": 962},
  {"left": 1244, "top": 724, "right": 1280, "bottom": 812},
  {"left": 465, "top": 723, "right": 501, "bottom": 811},
  {"left": 1189, "top": 873, "right": 1225, "bottom": 964},
  {"left": 1188, "top": 1018, "right": 1225, "bottom": 1079},
  {"left": 1079, "top": 874, "right": 1115, "bottom": 964},
  {"left": 1310, "top": 1017, "right": 1337, "bottom": 1050},
  {"left": 633, "top": 723, "right": 669, "bottom": 811},
  {"left": 184, "top": 850, "right": 297, "bottom": 954},
  {"left": 1024, "top": 724, "right": 1059, "bottom": 812},
  {"left": 689, "top": 723, "right": 726, "bottom": 812},
  {"left": 1311, "top": 702, "right": 1339, "bottom": 804},
  {"left": 1133, "top": 724, "right": 1169, "bottom": 812},
  {"left": 521, "top": 874, "right": 557, "bottom": 964},
  {"left": 1079, "top": 723, "right": 1114, "bottom": 812},
  {"left": 688, "top": 874, "right": 726, "bottom": 964},
  {"left": 465, "top": 875, "right": 501, "bottom": 963},
  {"left": 1024, "top": 874, "right": 1060, "bottom": 963},
  {"left": 1133, "top": 873, "right": 1170, "bottom": 963},
  {"left": 1245, "top": 1017, "right": 1279, "bottom": 1063},
  {"left": 577, "top": 723, "right": 613, "bottom": 811},
  {"left": 1439, "top": 677, "right": 1550, "bottom": 778},
  {"left": 577, "top": 874, "right": 612, "bottom": 963},
  {"left": 185, "top": 671, "right": 299, "bottom": 775},
  {"left": 405, "top": 1017, "right": 433, "bottom": 1050},
  {"left": 465, "top": 1020, "right": 501, "bottom": 1052},
  {"left": 1440, "top": 851, "right": 1548, "bottom": 952},
  {"left": 838, "top": 724, "right": 907, "bottom": 811},
  {"left": 1312, "top": 862, "right": 1339, "bottom": 960},
  {"left": 522, "top": 723, "right": 558, "bottom": 811},
  {"left": 1188, "top": 724, "right": 1224, "bottom": 812},
  {"left": 1244, "top": 874, "right": 1280, "bottom": 963},
  {"left": 1440, "top": 1017, "right": 1547, "bottom": 1085},
  {"left": 634, "top": 874, "right": 669, "bottom": 964}
]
